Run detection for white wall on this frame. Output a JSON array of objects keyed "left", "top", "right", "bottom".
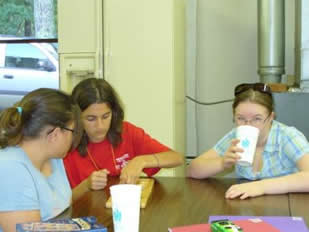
[
  {"left": 103, "top": 0, "right": 185, "bottom": 153},
  {"left": 58, "top": 0, "right": 186, "bottom": 153},
  {"left": 187, "top": 0, "right": 295, "bottom": 155}
]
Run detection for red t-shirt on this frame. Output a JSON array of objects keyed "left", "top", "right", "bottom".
[{"left": 64, "top": 121, "right": 170, "bottom": 188}]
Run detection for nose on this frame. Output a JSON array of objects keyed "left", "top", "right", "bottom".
[
  {"left": 243, "top": 120, "right": 251, "bottom": 125},
  {"left": 95, "top": 118, "right": 105, "bottom": 129}
]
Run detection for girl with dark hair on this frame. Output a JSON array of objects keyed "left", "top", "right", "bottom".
[
  {"left": 64, "top": 78, "right": 184, "bottom": 190},
  {"left": 0, "top": 88, "right": 83, "bottom": 232},
  {"left": 187, "top": 83, "right": 309, "bottom": 199}
]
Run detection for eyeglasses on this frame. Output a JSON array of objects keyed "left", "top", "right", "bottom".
[
  {"left": 62, "top": 127, "right": 75, "bottom": 133},
  {"left": 234, "top": 83, "right": 272, "bottom": 97},
  {"left": 235, "top": 113, "right": 271, "bottom": 127},
  {"left": 47, "top": 126, "right": 75, "bottom": 135}
]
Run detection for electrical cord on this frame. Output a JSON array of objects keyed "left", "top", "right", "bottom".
[{"left": 186, "top": 95, "right": 234, "bottom": 105}]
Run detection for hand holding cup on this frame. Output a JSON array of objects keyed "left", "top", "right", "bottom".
[{"left": 222, "top": 139, "right": 243, "bottom": 169}]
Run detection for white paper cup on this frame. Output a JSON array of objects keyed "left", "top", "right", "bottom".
[
  {"left": 110, "top": 184, "right": 142, "bottom": 232},
  {"left": 236, "top": 125, "right": 259, "bottom": 166}
]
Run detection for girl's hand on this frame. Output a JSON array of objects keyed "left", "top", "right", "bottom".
[
  {"left": 87, "top": 169, "right": 110, "bottom": 190},
  {"left": 119, "top": 157, "right": 145, "bottom": 184},
  {"left": 221, "top": 139, "right": 243, "bottom": 169},
  {"left": 225, "top": 181, "right": 265, "bottom": 200}
]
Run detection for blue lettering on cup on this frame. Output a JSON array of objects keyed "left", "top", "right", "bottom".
[
  {"left": 113, "top": 208, "right": 122, "bottom": 222},
  {"left": 241, "top": 138, "right": 250, "bottom": 148}
]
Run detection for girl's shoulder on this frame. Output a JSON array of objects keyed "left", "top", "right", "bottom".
[
  {"left": 122, "top": 121, "right": 145, "bottom": 134},
  {"left": 0, "top": 148, "right": 34, "bottom": 180},
  {"left": 0, "top": 146, "right": 29, "bottom": 163},
  {"left": 272, "top": 120, "right": 306, "bottom": 139}
]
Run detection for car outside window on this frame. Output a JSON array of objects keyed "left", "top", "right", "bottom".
[
  {"left": 5, "top": 43, "right": 55, "bottom": 71},
  {"left": 0, "top": 42, "right": 59, "bottom": 111}
]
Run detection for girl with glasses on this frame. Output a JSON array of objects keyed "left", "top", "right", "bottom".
[
  {"left": 187, "top": 83, "right": 309, "bottom": 200},
  {"left": 0, "top": 88, "right": 82, "bottom": 232},
  {"left": 64, "top": 78, "right": 184, "bottom": 190}
]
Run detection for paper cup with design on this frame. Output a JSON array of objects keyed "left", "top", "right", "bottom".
[
  {"left": 110, "top": 184, "right": 142, "bottom": 232},
  {"left": 236, "top": 125, "right": 259, "bottom": 166}
]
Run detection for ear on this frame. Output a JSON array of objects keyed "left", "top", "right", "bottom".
[
  {"left": 46, "top": 127, "right": 62, "bottom": 143},
  {"left": 271, "top": 111, "right": 276, "bottom": 120}
]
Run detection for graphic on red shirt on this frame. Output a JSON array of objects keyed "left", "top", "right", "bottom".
[{"left": 115, "top": 153, "right": 129, "bottom": 170}]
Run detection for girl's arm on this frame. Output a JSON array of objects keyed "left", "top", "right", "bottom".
[
  {"left": 225, "top": 154, "right": 309, "bottom": 199},
  {"left": 187, "top": 149, "right": 224, "bottom": 179},
  {"left": 119, "top": 150, "right": 184, "bottom": 184},
  {"left": 187, "top": 139, "right": 242, "bottom": 179},
  {"left": 143, "top": 150, "right": 184, "bottom": 168},
  {"left": 261, "top": 154, "right": 309, "bottom": 194},
  {"left": 0, "top": 210, "right": 40, "bottom": 232}
]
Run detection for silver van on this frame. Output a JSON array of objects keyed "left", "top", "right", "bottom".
[{"left": 0, "top": 42, "right": 59, "bottom": 110}]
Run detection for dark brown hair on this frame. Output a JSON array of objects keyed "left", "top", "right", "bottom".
[
  {"left": 71, "top": 78, "right": 124, "bottom": 156},
  {"left": 0, "top": 88, "right": 82, "bottom": 149}
]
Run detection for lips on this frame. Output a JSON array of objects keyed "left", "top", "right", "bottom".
[
  {"left": 91, "top": 132, "right": 107, "bottom": 141},
  {"left": 95, "top": 131, "right": 106, "bottom": 137}
]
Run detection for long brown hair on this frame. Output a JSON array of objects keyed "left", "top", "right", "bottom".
[{"left": 72, "top": 78, "right": 124, "bottom": 156}]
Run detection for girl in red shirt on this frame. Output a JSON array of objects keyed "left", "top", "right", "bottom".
[{"left": 64, "top": 78, "right": 184, "bottom": 190}]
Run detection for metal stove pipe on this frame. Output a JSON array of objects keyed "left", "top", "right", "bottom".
[{"left": 258, "top": 0, "right": 285, "bottom": 83}]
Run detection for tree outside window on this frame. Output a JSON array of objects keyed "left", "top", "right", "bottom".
[{"left": 0, "top": 0, "right": 57, "bottom": 38}]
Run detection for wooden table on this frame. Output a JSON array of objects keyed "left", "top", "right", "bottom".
[
  {"left": 289, "top": 192, "right": 309, "bottom": 225},
  {"left": 60, "top": 177, "right": 307, "bottom": 232}
]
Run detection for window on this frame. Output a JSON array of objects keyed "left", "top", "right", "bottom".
[{"left": 0, "top": 0, "right": 58, "bottom": 110}]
